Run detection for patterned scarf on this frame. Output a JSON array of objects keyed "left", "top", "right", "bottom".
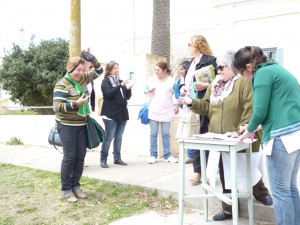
[
  {"left": 108, "top": 75, "right": 120, "bottom": 87},
  {"left": 210, "top": 74, "right": 240, "bottom": 105},
  {"left": 65, "top": 73, "right": 90, "bottom": 117},
  {"left": 108, "top": 75, "right": 124, "bottom": 98}
]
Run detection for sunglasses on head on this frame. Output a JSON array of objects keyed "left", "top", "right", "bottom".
[
  {"left": 68, "top": 57, "right": 83, "bottom": 73},
  {"left": 216, "top": 65, "right": 227, "bottom": 71}
]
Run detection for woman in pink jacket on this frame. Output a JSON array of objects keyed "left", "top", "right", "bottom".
[{"left": 145, "top": 61, "right": 179, "bottom": 164}]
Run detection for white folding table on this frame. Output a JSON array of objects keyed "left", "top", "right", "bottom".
[{"left": 178, "top": 137, "right": 254, "bottom": 225}]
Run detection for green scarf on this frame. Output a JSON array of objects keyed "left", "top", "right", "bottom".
[{"left": 65, "top": 73, "right": 90, "bottom": 117}]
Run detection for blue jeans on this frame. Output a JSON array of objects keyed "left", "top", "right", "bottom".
[
  {"left": 149, "top": 119, "right": 171, "bottom": 159},
  {"left": 57, "top": 122, "right": 87, "bottom": 194},
  {"left": 266, "top": 138, "right": 300, "bottom": 225},
  {"left": 101, "top": 119, "right": 127, "bottom": 162},
  {"left": 187, "top": 149, "right": 194, "bottom": 158}
]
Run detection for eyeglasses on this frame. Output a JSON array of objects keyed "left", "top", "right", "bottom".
[{"left": 216, "top": 65, "right": 227, "bottom": 71}]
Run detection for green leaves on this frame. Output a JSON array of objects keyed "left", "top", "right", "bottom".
[{"left": 0, "top": 38, "right": 69, "bottom": 114}]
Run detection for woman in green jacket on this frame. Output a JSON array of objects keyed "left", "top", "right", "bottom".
[
  {"left": 178, "top": 50, "right": 272, "bottom": 221},
  {"left": 235, "top": 46, "right": 300, "bottom": 225}
]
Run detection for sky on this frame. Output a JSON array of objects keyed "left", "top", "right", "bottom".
[
  {"left": 0, "top": 0, "right": 212, "bottom": 61},
  {"left": 0, "top": 0, "right": 69, "bottom": 54},
  {"left": 0, "top": 0, "right": 153, "bottom": 62}
]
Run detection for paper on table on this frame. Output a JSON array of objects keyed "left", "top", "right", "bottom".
[{"left": 193, "top": 132, "right": 256, "bottom": 143}]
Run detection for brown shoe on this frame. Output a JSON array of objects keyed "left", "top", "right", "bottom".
[
  {"left": 64, "top": 192, "right": 78, "bottom": 203},
  {"left": 73, "top": 189, "right": 87, "bottom": 199}
]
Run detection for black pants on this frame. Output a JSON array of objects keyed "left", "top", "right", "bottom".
[
  {"left": 193, "top": 150, "right": 209, "bottom": 173},
  {"left": 57, "top": 122, "right": 87, "bottom": 193},
  {"left": 219, "top": 156, "right": 270, "bottom": 213},
  {"left": 193, "top": 113, "right": 210, "bottom": 173}
]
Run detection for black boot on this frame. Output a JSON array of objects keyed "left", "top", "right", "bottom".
[
  {"left": 261, "top": 194, "right": 273, "bottom": 206},
  {"left": 114, "top": 159, "right": 127, "bottom": 166},
  {"left": 100, "top": 161, "right": 109, "bottom": 168},
  {"left": 213, "top": 211, "right": 232, "bottom": 221}
]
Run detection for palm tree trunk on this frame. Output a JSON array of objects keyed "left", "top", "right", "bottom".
[{"left": 151, "top": 0, "right": 170, "bottom": 64}]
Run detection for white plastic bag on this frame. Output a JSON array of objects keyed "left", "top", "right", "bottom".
[{"left": 175, "top": 110, "right": 200, "bottom": 139}]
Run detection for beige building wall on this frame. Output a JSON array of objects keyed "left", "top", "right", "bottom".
[{"left": 124, "top": 0, "right": 300, "bottom": 82}]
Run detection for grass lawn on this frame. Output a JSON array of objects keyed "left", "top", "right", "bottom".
[{"left": 0, "top": 163, "right": 177, "bottom": 225}]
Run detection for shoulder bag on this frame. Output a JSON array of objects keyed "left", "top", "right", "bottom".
[
  {"left": 86, "top": 115, "right": 106, "bottom": 149},
  {"left": 48, "top": 125, "right": 63, "bottom": 153},
  {"left": 138, "top": 94, "right": 152, "bottom": 125}
]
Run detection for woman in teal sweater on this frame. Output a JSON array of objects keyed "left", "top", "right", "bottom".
[{"left": 234, "top": 46, "right": 300, "bottom": 225}]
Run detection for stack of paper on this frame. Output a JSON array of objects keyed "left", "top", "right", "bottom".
[
  {"left": 193, "top": 132, "right": 255, "bottom": 143},
  {"left": 193, "top": 132, "right": 238, "bottom": 142}
]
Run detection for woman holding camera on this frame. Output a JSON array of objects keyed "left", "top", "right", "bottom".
[
  {"left": 53, "top": 50, "right": 103, "bottom": 203},
  {"left": 100, "top": 61, "right": 133, "bottom": 168}
]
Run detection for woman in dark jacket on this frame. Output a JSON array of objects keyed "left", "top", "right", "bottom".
[{"left": 100, "top": 61, "right": 133, "bottom": 168}]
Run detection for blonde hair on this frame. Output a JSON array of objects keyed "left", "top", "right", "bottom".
[
  {"left": 190, "top": 35, "right": 213, "bottom": 56},
  {"left": 66, "top": 57, "right": 85, "bottom": 72}
]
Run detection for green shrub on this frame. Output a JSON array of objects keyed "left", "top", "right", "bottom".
[{"left": 6, "top": 137, "right": 23, "bottom": 145}]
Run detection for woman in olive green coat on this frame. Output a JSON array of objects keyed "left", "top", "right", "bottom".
[{"left": 178, "top": 50, "right": 272, "bottom": 221}]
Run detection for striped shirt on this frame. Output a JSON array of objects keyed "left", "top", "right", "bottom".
[{"left": 53, "top": 67, "right": 103, "bottom": 126}]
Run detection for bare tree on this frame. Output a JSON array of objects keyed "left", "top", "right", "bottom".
[{"left": 151, "top": 0, "right": 170, "bottom": 64}]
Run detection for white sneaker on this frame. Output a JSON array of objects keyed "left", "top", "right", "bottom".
[
  {"left": 185, "top": 157, "right": 193, "bottom": 164},
  {"left": 148, "top": 156, "right": 156, "bottom": 164},
  {"left": 164, "top": 156, "right": 178, "bottom": 163}
]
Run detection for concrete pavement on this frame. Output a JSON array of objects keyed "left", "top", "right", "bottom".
[{"left": 0, "top": 143, "right": 279, "bottom": 225}]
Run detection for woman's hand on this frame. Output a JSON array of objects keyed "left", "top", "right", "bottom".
[
  {"left": 224, "top": 132, "right": 239, "bottom": 138},
  {"left": 178, "top": 96, "right": 192, "bottom": 105},
  {"left": 76, "top": 93, "right": 89, "bottom": 106},
  {"left": 121, "top": 79, "right": 130, "bottom": 86},
  {"left": 238, "top": 129, "right": 255, "bottom": 142},
  {"left": 81, "top": 48, "right": 100, "bottom": 68},
  {"left": 126, "top": 82, "right": 134, "bottom": 89},
  {"left": 144, "top": 87, "right": 155, "bottom": 94},
  {"left": 195, "top": 81, "right": 209, "bottom": 91}
]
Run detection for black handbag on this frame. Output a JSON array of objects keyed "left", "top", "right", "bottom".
[
  {"left": 86, "top": 116, "right": 106, "bottom": 149},
  {"left": 48, "top": 126, "right": 63, "bottom": 153}
]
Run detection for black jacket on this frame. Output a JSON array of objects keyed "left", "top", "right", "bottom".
[
  {"left": 185, "top": 54, "right": 217, "bottom": 134},
  {"left": 101, "top": 78, "right": 132, "bottom": 122}
]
